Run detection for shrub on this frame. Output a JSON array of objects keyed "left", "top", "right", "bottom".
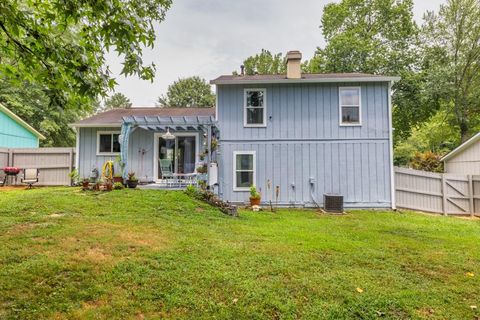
[
  {"left": 409, "top": 151, "right": 444, "bottom": 173},
  {"left": 113, "top": 182, "right": 124, "bottom": 190}
]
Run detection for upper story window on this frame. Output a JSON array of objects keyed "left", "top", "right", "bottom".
[
  {"left": 339, "top": 87, "right": 361, "bottom": 126},
  {"left": 244, "top": 89, "right": 266, "bottom": 127},
  {"left": 97, "top": 131, "right": 121, "bottom": 155}
]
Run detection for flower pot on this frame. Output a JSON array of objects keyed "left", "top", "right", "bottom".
[
  {"left": 250, "top": 197, "right": 261, "bottom": 206},
  {"left": 113, "top": 176, "right": 123, "bottom": 184},
  {"left": 82, "top": 181, "right": 90, "bottom": 190},
  {"left": 127, "top": 180, "right": 138, "bottom": 188}
]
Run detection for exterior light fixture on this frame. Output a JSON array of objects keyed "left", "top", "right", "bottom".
[{"left": 162, "top": 127, "right": 175, "bottom": 140}]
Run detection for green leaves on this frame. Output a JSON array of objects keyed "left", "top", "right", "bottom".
[
  {"left": 157, "top": 77, "right": 215, "bottom": 108},
  {"left": 101, "top": 93, "right": 132, "bottom": 112},
  {"left": 0, "top": 0, "right": 172, "bottom": 110}
]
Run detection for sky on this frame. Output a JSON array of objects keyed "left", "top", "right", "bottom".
[{"left": 106, "top": 0, "right": 446, "bottom": 107}]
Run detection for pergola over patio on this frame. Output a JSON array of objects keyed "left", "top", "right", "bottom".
[{"left": 119, "top": 115, "right": 218, "bottom": 185}]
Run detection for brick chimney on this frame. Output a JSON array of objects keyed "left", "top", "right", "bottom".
[{"left": 286, "top": 50, "right": 302, "bottom": 79}]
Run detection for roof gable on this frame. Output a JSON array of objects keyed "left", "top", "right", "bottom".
[
  {"left": 0, "top": 103, "right": 45, "bottom": 139},
  {"left": 441, "top": 132, "right": 480, "bottom": 162}
]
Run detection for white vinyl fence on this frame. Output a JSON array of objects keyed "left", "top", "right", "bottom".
[
  {"left": 0, "top": 148, "right": 75, "bottom": 186},
  {"left": 395, "top": 167, "right": 480, "bottom": 216}
]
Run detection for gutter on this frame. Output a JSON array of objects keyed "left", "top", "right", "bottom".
[
  {"left": 210, "top": 76, "right": 401, "bottom": 85},
  {"left": 69, "top": 123, "right": 122, "bottom": 128}
]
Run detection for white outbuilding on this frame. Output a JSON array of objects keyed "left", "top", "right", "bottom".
[{"left": 441, "top": 132, "right": 480, "bottom": 174}]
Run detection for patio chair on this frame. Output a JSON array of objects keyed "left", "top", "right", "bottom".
[
  {"left": 0, "top": 169, "right": 6, "bottom": 187},
  {"left": 21, "top": 168, "right": 39, "bottom": 189},
  {"left": 159, "top": 159, "right": 175, "bottom": 187}
]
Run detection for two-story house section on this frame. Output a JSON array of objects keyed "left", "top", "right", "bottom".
[{"left": 211, "top": 51, "right": 399, "bottom": 208}]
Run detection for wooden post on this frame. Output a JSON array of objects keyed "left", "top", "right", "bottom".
[
  {"left": 441, "top": 175, "right": 448, "bottom": 216},
  {"left": 68, "top": 148, "right": 74, "bottom": 186},
  {"left": 468, "top": 175, "right": 474, "bottom": 218},
  {"left": 206, "top": 125, "right": 212, "bottom": 188},
  {"left": 7, "top": 149, "right": 13, "bottom": 167}
]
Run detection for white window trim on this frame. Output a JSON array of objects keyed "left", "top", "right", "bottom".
[
  {"left": 243, "top": 88, "right": 267, "bottom": 127},
  {"left": 233, "top": 151, "right": 256, "bottom": 191},
  {"left": 153, "top": 132, "right": 200, "bottom": 182},
  {"left": 96, "top": 131, "right": 121, "bottom": 156},
  {"left": 339, "top": 86, "right": 362, "bottom": 126}
]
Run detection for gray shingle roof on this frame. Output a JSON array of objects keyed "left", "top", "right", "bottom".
[
  {"left": 72, "top": 107, "right": 215, "bottom": 127},
  {"left": 210, "top": 73, "right": 400, "bottom": 84}
]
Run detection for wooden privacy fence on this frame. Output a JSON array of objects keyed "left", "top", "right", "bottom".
[
  {"left": 395, "top": 167, "right": 480, "bottom": 216},
  {"left": 0, "top": 148, "right": 75, "bottom": 186}
]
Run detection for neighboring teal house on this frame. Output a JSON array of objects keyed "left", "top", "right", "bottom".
[{"left": 0, "top": 103, "right": 45, "bottom": 148}]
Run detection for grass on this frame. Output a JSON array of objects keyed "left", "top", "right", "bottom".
[{"left": 0, "top": 188, "right": 479, "bottom": 319}]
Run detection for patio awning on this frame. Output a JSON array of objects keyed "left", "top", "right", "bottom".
[
  {"left": 121, "top": 115, "right": 217, "bottom": 132},
  {"left": 119, "top": 115, "right": 217, "bottom": 180}
]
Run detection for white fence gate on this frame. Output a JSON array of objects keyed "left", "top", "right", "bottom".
[
  {"left": 395, "top": 167, "right": 480, "bottom": 216},
  {"left": 0, "top": 148, "right": 75, "bottom": 186}
]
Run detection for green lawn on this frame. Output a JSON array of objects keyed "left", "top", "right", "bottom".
[{"left": 0, "top": 188, "right": 479, "bottom": 319}]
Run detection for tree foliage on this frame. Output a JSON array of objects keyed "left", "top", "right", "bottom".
[
  {"left": 0, "top": 0, "right": 172, "bottom": 109},
  {"left": 308, "top": 0, "right": 428, "bottom": 143},
  {"left": 157, "top": 77, "right": 215, "bottom": 107},
  {"left": 421, "top": 0, "right": 480, "bottom": 142},
  {"left": 239, "top": 49, "right": 286, "bottom": 75},
  {"left": 394, "top": 109, "right": 460, "bottom": 165},
  {"left": 101, "top": 93, "right": 132, "bottom": 112},
  {"left": 0, "top": 81, "right": 92, "bottom": 147},
  {"left": 309, "top": 0, "right": 418, "bottom": 74}
]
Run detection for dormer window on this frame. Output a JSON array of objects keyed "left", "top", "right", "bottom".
[
  {"left": 339, "top": 87, "right": 362, "bottom": 126},
  {"left": 244, "top": 89, "right": 266, "bottom": 127}
]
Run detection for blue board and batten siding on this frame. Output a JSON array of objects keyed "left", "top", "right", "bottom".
[
  {"left": 77, "top": 127, "right": 204, "bottom": 181},
  {"left": 78, "top": 127, "right": 155, "bottom": 180},
  {"left": 0, "top": 109, "right": 39, "bottom": 148},
  {"left": 216, "top": 82, "right": 392, "bottom": 207}
]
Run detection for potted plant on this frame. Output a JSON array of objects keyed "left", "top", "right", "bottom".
[
  {"left": 105, "top": 179, "right": 113, "bottom": 191},
  {"left": 196, "top": 164, "right": 207, "bottom": 174},
  {"left": 81, "top": 178, "right": 90, "bottom": 190},
  {"left": 113, "top": 173, "right": 123, "bottom": 184},
  {"left": 113, "top": 182, "right": 124, "bottom": 190},
  {"left": 249, "top": 185, "right": 261, "bottom": 206},
  {"left": 68, "top": 169, "right": 80, "bottom": 186},
  {"left": 127, "top": 172, "right": 138, "bottom": 188}
]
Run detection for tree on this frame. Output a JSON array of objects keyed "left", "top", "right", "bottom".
[
  {"left": 0, "top": 81, "right": 92, "bottom": 147},
  {"left": 0, "top": 0, "right": 172, "bottom": 109},
  {"left": 237, "top": 49, "right": 286, "bottom": 75},
  {"left": 306, "top": 0, "right": 429, "bottom": 143},
  {"left": 157, "top": 77, "right": 215, "bottom": 107},
  {"left": 422, "top": 0, "right": 480, "bottom": 142},
  {"left": 394, "top": 109, "right": 460, "bottom": 165},
  {"left": 101, "top": 93, "right": 132, "bottom": 112},
  {"left": 310, "top": 0, "right": 418, "bottom": 74}
]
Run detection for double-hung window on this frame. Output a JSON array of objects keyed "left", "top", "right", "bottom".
[
  {"left": 97, "top": 131, "right": 121, "bottom": 155},
  {"left": 233, "top": 151, "right": 256, "bottom": 191},
  {"left": 244, "top": 89, "right": 266, "bottom": 127},
  {"left": 339, "top": 87, "right": 361, "bottom": 126}
]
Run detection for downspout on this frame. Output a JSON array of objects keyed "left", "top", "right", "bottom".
[
  {"left": 388, "top": 81, "right": 396, "bottom": 210},
  {"left": 75, "top": 127, "right": 80, "bottom": 172}
]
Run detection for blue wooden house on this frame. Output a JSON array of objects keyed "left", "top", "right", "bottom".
[
  {"left": 0, "top": 103, "right": 45, "bottom": 148},
  {"left": 72, "top": 51, "right": 399, "bottom": 208}
]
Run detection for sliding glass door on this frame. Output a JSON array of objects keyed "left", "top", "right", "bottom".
[{"left": 158, "top": 135, "right": 197, "bottom": 179}]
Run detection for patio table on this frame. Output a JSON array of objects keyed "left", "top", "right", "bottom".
[{"left": 172, "top": 173, "right": 198, "bottom": 187}]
